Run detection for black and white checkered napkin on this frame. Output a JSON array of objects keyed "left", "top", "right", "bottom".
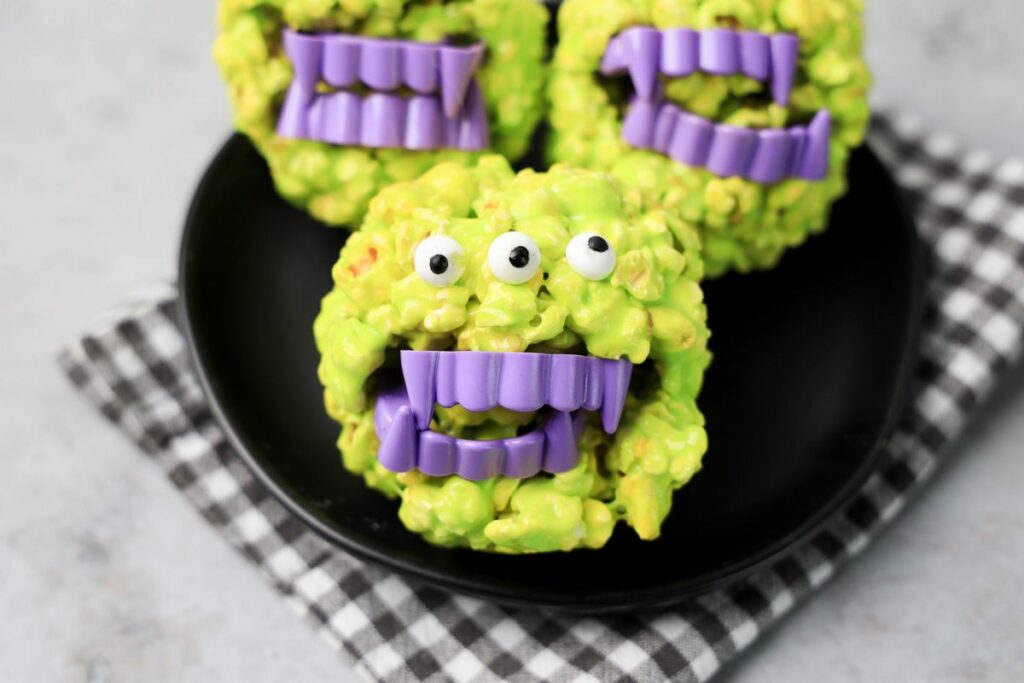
[{"left": 60, "top": 111, "right": 1024, "bottom": 682}]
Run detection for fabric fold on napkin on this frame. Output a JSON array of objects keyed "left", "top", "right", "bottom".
[{"left": 59, "top": 111, "right": 1024, "bottom": 683}]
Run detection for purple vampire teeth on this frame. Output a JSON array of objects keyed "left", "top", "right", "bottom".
[
  {"left": 374, "top": 351, "right": 634, "bottom": 480},
  {"left": 601, "top": 27, "right": 799, "bottom": 106},
  {"left": 277, "top": 29, "right": 489, "bottom": 151},
  {"left": 601, "top": 26, "right": 832, "bottom": 183},
  {"left": 623, "top": 103, "right": 831, "bottom": 183}
]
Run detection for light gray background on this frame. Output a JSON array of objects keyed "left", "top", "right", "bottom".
[{"left": 2, "top": 1, "right": 1022, "bottom": 680}]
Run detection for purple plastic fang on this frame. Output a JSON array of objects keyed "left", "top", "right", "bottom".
[
  {"left": 276, "top": 29, "right": 489, "bottom": 151},
  {"left": 622, "top": 100, "right": 831, "bottom": 183},
  {"left": 373, "top": 351, "right": 634, "bottom": 480},
  {"left": 278, "top": 79, "right": 489, "bottom": 150},
  {"left": 600, "top": 26, "right": 799, "bottom": 106}
]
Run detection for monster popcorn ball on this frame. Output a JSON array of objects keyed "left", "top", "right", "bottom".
[
  {"left": 214, "top": 0, "right": 548, "bottom": 226},
  {"left": 548, "top": 0, "right": 871, "bottom": 276},
  {"left": 314, "top": 157, "right": 710, "bottom": 553}
]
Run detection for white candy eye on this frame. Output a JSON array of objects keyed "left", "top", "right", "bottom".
[
  {"left": 566, "top": 232, "right": 616, "bottom": 280},
  {"left": 414, "top": 235, "right": 465, "bottom": 287},
  {"left": 487, "top": 231, "right": 541, "bottom": 284}
]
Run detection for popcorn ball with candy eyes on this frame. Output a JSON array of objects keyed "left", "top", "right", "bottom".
[
  {"left": 213, "top": 0, "right": 548, "bottom": 227},
  {"left": 547, "top": 0, "right": 871, "bottom": 276},
  {"left": 314, "top": 156, "right": 711, "bottom": 553}
]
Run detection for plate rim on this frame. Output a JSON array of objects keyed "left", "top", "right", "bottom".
[{"left": 177, "top": 133, "right": 928, "bottom": 613}]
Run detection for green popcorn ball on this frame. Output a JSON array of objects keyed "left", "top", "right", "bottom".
[
  {"left": 314, "top": 156, "right": 711, "bottom": 553},
  {"left": 214, "top": 0, "right": 548, "bottom": 227},
  {"left": 547, "top": 0, "right": 871, "bottom": 276}
]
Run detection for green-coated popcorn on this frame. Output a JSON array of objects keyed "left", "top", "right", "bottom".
[
  {"left": 213, "top": 0, "right": 548, "bottom": 227},
  {"left": 547, "top": 0, "right": 871, "bottom": 276},
  {"left": 314, "top": 156, "right": 711, "bottom": 553}
]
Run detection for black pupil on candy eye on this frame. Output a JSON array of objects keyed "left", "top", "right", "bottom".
[
  {"left": 429, "top": 254, "right": 449, "bottom": 275},
  {"left": 588, "top": 236, "right": 609, "bottom": 253},
  {"left": 508, "top": 246, "right": 530, "bottom": 268}
]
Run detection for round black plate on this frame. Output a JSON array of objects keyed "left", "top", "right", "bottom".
[{"left": 179, "top": 134, "right": 925, "bottom": 612}]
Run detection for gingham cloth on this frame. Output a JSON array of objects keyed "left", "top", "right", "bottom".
[{"left": 59, "top": 111, "right": 1024, "bottom": 683}]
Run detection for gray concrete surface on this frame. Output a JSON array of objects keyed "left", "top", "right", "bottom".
[{"left": 1, "top": 1, "right": 1022, "bottom": 680}]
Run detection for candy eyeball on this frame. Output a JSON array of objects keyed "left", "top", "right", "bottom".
[
  {"left": 566, "top": 232, "right": 616, "bottom": 280},
  {"left": 414, "top": 235, "right": 465, "bottom": 287},
  {"left": 487, "top": 231, "right": 541, "bottom": 284}
]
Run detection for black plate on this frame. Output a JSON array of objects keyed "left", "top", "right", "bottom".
[{"left": 179, "top": 134, "right": 925, "bottom": 612}]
